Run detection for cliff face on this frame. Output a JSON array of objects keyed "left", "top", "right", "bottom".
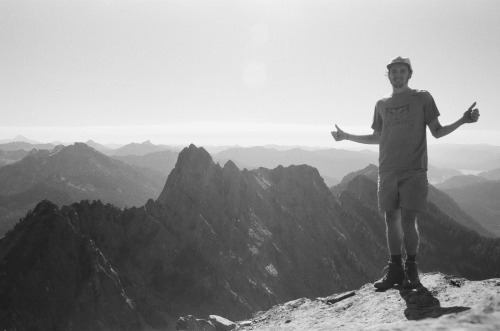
[{"left": 0, "top": 144, "right": 499, "bottom": 330}]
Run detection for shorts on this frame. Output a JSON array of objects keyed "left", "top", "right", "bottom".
[{"left": 377, "top": 170, "right": 428, "bottom": 212}]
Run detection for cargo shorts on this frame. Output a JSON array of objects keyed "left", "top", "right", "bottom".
[{"left": 377, "top": 170, "right": 428, "bottom": 212}]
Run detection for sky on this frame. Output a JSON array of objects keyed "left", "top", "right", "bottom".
[{"left": 1, "top": 0, "right": 499, "bottom": 149}]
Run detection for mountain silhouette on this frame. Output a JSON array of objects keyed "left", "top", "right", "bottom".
[
  {"left": 84, "top": 139, "right": 112, "bottom": 152},
  {"left": 107, "top": 140, "right": 173, "bottom": 157}
]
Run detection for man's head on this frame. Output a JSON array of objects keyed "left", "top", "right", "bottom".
[
  {"left": 386, "top": 56, "right": 413, "bottom": 75},
  {"left": 386, "top": 56, "right": 412, "bottom": 89}
]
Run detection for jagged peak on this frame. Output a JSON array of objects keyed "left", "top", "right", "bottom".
[
  {"left": 223, "top": 160, "right": 240, "bottom": 173},
  {"left": 26, "top": 148, "right": 48, "bottom": 158},
  {"left": 175, "top": 144, "right": 214, "bottom": 169},
  {"left": 339, "top": 164, "right": 378, "bottom": 185},
  {"left": 71, "top": 142, "right": 94, "bottom": 149},
  {"left": 157, "top": 144, "right": 218, "bottom": 202},
  {"left": 32, "top": 199, "right": 60, "bottom": 214},
  {"left": 331, "top": 164, "right": 378, "bottom": 196},
  {"left": 269, "top": 163, "right": 324, "bottom": 184},
  {"left": 48, "top": 144, "right": 65, "bottom": 156},
  {"left": 5, "top": 200, "right": 62, "bottom": 239},
  {"left": 44, "top": 143, "right": 101, "bottom": 159}
]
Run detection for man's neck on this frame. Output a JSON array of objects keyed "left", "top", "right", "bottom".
[{"left": 392, "top": 86, "right": 411, "bottom": 95}]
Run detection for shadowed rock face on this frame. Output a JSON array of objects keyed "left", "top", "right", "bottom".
[
  {"left": 154, "top": 145, "right": 390, "bottom": 318},
  {"left": 0, "top": 201, "right": 144, "bottom": 330},
  {"left": 0, "top": 145, "right": 499, "bottom": 330}
]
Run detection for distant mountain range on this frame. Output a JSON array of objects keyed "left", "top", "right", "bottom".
[
  {"left": 428, "top": 143, "right": 500, "bottom": 171},
  {"left": 0, "top": 135, "right": 41, "bottom": 144},
  {"left": 1, "top": 139, "right": 499, "bottom": 238},
  {"left": 104, "top": 140, "right": 176, "bottom": 157},
  {"left": 0, "top": 144, "right": 498, "bottom": 330},
  {"left": 0, "top": 143, "right": 166, "bottom": 236},
  {"left": 1, "top": 138, "right": 498, "bottom": 173},
  {"left": 0, "top": 141, "right": 56, "bottom": 152},
  {"left": 436, "top": 175, "right": 500, "bottom": 237}
]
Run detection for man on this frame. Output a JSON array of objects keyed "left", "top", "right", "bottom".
[{"left": 331, "top": 56, "right": 480, "bottom": 290}]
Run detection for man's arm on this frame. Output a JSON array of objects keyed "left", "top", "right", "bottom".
[
  {"left": 331, "top": 125, "right": 381, "bottom": 144},
  {"left": 428, "top": 102, "right": 480, "bottom": 139}
]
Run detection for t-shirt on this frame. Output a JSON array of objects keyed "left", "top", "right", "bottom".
[{"left": 371, "top": 89, "right": 440, "bottom": 172}]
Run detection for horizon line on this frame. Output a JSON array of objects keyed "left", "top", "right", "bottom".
[{"left": 0, "top": 123, "right": 498, "bottom": 149}]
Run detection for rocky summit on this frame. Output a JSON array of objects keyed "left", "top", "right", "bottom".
[
  {"left": 230, "top": 273, "right": 500, "bottom": 331},
  {"left": 0, "top": 144, "right": 499, "bottom": 330}
]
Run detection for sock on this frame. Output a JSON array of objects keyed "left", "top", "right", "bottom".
[
  {"left": 391, "top": 254, "right": 402, "bottom": 266},
  {"left": 407, "top": 254, "right": 416, "bottom": 262}
]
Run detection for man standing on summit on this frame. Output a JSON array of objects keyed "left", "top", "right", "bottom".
[{"left": 331, "top": 56, "right": 480, "bottom": 289}]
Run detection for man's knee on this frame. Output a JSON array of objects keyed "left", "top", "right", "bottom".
[
  {"left": 385, "top": 209, "right": 402, "bottom": 235},
  {"left": 401, "top": 208, "right": 419, "bottom": 231},
  {"left": 385, "top": 209, "right": 400, "bottom": 223}
]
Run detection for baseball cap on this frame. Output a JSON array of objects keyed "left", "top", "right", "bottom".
[{"left": 386, "top": 56, "right": 412, "bottom": 71}]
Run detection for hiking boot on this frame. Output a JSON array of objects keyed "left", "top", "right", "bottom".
[
  {"left": 374, "top": 262, "right": 405, "bottom": 290},
  {"left": 403, "top": 261, "right": 421, "bottom": 289}
]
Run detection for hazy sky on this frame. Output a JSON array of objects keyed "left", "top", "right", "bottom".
[{"left": 1, "top": 0, "right": 499, "bottom": 148}]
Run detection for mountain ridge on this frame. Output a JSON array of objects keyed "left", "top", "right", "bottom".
[{"left": 1, "top": 144, "right": 499, "bottom": 330}]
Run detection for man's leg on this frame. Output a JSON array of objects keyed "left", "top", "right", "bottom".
[
  {"left": 374, "top": 209, "right": 405, "bottom": 289},
  {"left": 401, "top": 208, "right": 419, "bottom": 256},
  {"left": 386, "top": 209, "right": 403, "bottom": 256},
  {"left": 401, "top": 208, "right": 421, "bottom": 288}
]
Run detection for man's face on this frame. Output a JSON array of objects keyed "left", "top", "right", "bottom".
[{"left": 388, "top": 63, "right": 411, "bottom": 89}]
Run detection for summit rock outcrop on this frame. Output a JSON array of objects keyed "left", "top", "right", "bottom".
[{"left": 232, "top": 273, "right": 500, "bottom": 330}]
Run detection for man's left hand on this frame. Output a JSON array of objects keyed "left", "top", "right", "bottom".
[{"left": 463, "top": 102, "right": 480, "bottom": 123}]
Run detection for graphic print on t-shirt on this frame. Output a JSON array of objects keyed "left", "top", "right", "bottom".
[{"left": 385, "top": 104, "right": 413, "bottom": 128}]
